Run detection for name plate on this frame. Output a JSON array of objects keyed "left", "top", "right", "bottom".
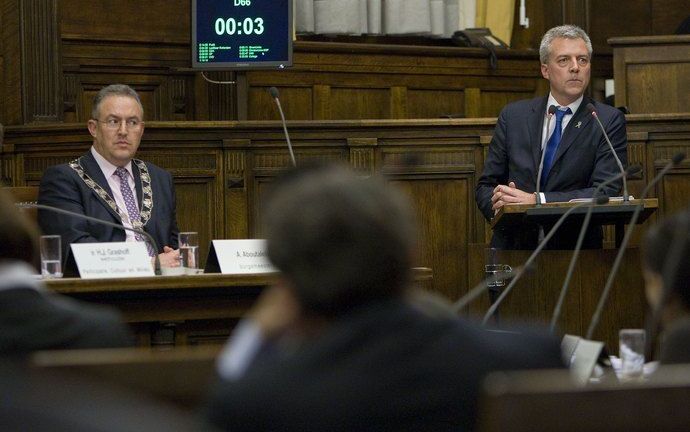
[
  {"left": 71, "top": 242, "right": 155, "bottom": 279},
  {"left": 211, "top": 239, "right": 277, "bottom": 274}
]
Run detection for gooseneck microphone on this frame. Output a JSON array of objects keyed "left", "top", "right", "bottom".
[
  {"left": 535, "top": 105, "right": 558, "bottom": 205},
  {"left": 17, "top": 202, "right": 162, "bottom": 275},
  {"left": 481, "top": 166, "right": 637, "bottom": 326},
  {"left": 268, "top": 86, "right": 297, "bottom": 167},
  {"left": 549, "top": 164, "right": 642, "bottom": 333},
  {"left": 586, "top": 103, "right": 629, "bottom": 202},
  {"left": 586, "top": 153, "right": 685, "bottom": 339}
]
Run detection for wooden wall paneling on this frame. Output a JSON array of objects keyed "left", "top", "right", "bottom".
[
  {"left": 135, "top": 145, "right": 224, "bottom": 268},
  {"left": 347, "top": 137, "right": 377, "bottom": 175},
  {"left": 203, "top": 71, "right": 238, "bottom": 121},
  {"left": 244, "top": 42, "right": 543, "bottom": 120},
  {"left": 312, "top": 85, "right": 331, "bottom": 120},
  {"left": 651, "top": 0, "right": 690, "bottom": 34},
  {"left": 224, "top": 144, "right": 250, "bottom": 239},
  {"left": 0, "top": 0, "right": 22, "bottom": 126},
  {"left": 611, "top": 36, "right": 690, "bottom": 114},
  {"left": 389, "top": 86, "right": 408, "bottom": 119},
  {"left": 247, "top": 85, "right": 313, "bottom": 121},
  {"left": 21, "top": 0, "right": 62, "bottom": 123}
]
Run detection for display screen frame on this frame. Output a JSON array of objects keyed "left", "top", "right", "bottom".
[{"left": 191, "top": 0, "right": 293, "bottom": 70}]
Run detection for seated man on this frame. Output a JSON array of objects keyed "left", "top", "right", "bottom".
[
  {"left": 206, "top": 164, "right": 562, "bottom": 431},
  {"left": 38, "top": 84, "right": 179, "bottom": 274},
  {"left": 0, "top": 188, "right": 132, "bottom": 354},
  {"left": 475, "top": 25, "right": 627, "bottom": 249}
]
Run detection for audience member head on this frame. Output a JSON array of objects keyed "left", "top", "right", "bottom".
[
  {"left": 262, "top": 163, "right": 417, "bottom": 319},
  {"left": 87, "top": 84, "right": 145, "bottom": 167},
  {"left": 642, "top": 210, "right": 690, "bottom": 325},
  {"left": 0, "top": 188, "right": 40, "bottom": 266},
  {"left": 539, "top": 25, "right": 593, "bottom": 106}
]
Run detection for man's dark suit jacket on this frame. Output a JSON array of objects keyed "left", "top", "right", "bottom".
[
  {"left": 206, "top": 299, "right": 563, "bottom": 432},
  {"left": 38, "top": 151, "right": 179, "bottom": 274},
  {"left": 0, "top": 285, "right": 132, "bottom": 354},
  {"left": 475, "top": 96, "right": 627, "bottom": 249}
]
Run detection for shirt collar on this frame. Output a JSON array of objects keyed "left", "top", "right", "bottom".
[
  {"left": 545, "top": 94, "right": 583, "bottom": 116},
  {"left": 0, "top": 261, "right": 45, "bottom": 292},
  {"left": 90, "top": 146, "right": 133, "bottom": 179}
]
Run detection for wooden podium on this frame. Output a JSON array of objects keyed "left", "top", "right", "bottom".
[
  {"left": 492, "top": 199, "right": 658, "bottom": 247},
  {"left": 466, "top": 199, "right": 659, "bottom": 352}
]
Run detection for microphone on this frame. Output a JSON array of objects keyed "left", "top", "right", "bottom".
[
  {"left": 586, "top": 103, "right": 629, "bottom": 202},
  {"left": 268, "top": 86, "right": 297, "bottom": 167},
  {"left": 17, "top": 202, "right": 162, "bottom": 275},
  {"left": 481, "top": 166, "right": 636, "bottom": 326},
  {"left": 586, "top": 153, "right": 685, "bottom": 339},
  {"left": 549, "top": 164, "right": 643, "bottom": 332},
  {"left": 535, "top": 105, "right": 557, "bottom": 205}
]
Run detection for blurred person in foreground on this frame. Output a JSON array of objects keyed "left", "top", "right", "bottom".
[
  {"left": 643, "top": 209, "right": 690, "bottom": 364},
  {"left": 0, "top": 188, "right": 132, "bottom": 355},
  {"left": 206, "top": 164, "right": 562, "bottom": 431}
]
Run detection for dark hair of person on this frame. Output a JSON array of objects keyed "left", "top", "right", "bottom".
[
  {"left": 0, "top": 188, "right": 40, "bottom": 266},
  {"left": 643, "top": 209, "right": 690, "bottom": 311},
  {"left": 262, "top": 163, "right": 417, "bottom": 318}
]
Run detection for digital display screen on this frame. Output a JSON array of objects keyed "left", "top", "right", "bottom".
[{"left": 192, "top": 0, "right": 292, "bottom": 70}]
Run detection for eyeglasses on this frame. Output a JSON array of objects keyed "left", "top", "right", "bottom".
[{"left": 95, "top": 118, "right": 144, "bottom": 131}]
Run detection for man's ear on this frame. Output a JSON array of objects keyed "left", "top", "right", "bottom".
[
  {"left": 540, "top": 63, "right": 550, "bottom": 80},
  {"left": 87, "top": 119, "right": 98, "bottom": 138}
]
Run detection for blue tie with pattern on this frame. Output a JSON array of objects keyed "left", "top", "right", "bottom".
[
  {"left": 540, "top": 107, "right": 572, "bottom": 190},
  {"left": 115, "top": 167, "right": 155, "bottom": 257}
]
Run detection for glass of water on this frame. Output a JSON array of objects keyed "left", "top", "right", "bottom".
[
  {"left": 178, "top": 232, "right": 200, "bottom": 275},
  {"left": 619, "top": 329, "right": 646, "bottom": 381},
  {"left": 40, "top": 235, "right": 62, "bottom": 278},
  {"left": 485, "top": 248, "right": 511, "bottom": 288}
]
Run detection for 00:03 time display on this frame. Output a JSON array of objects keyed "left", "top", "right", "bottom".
[{"left": 214, "top": 17, "right": 265, "bottom": 35}]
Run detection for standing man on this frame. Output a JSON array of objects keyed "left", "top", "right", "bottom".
[
  {"left": 476, "top": 25, "right": 627, "bottom": 249},
  {"left": 38, "top": 84, "right": 180, "bottom": 273}
]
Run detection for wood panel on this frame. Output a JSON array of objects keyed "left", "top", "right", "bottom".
[
  {"left": 2, "top": 115, "right": 690, "bottom": 315},
  {"left": 611, "top": 35, "right": 690, "bottom": 114},
  {"left": 0, "top": 0, "right": 22, "bottom": 126}
]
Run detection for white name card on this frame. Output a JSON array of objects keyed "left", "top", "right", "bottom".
[
  {"left": 71, "top": 242, "right": 155, "bottom": 279},
  {"left": 211, "top": 239, "right": 277, "bottom": 274}
]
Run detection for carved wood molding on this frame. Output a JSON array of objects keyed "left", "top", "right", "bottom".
[{"left": 20, "top": 0, "right": 61, "bottom": 122}]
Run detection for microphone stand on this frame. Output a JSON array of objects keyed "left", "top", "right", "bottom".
[
  {"left": 587, "top": 103, "right": 629, "bottom": 202},
  {"left": 550, "top": 165, "right": 642, "bottom": 333},
  {"left": 586, "top": 154, "right": 685, "bottom": 339},
  {"left": 269, "top": 86, "right": 297, "bottom": 167},
  {"left": 18, "top": 202, "right": 162, "bottom": 275}
]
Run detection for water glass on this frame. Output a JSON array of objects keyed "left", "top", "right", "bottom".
[
  {"left": 619, "top": 329, "right": 645, "bottom": 381},
  {"left": 178, "top": 232, "right": 200, "bottom": 275},
  {"left": 485, "top": 247, "right": 511, "bottom": 288},
  {"left": 40, "top": 235, "right": 62, "bottom": 278}
]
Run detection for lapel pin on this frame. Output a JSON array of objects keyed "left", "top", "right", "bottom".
[{"left": 575, "top": 121, "right": 582, "bottom": 128}]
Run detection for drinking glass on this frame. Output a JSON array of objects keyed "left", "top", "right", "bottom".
[
  {"left": 40, "top": 235, "right": 63, "bottom": 278},
  {"left": 619, "top": 329, "right": 645, "bottom": 381},
  {"left": 179, "top": 232, "right": 200, "bottom": 275}
]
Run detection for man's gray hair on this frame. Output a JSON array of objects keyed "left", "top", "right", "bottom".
[
  {"left": 539, "top": 25, "right": 593, "bottom": 64},
  {"left": 91, "top": 84, "right": 144, "bottom": 119}
]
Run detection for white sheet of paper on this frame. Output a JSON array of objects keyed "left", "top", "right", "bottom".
[
  {"left": 71, "top": 242, "right": 154, "bottom": 279},
  {"left": 212, "top": 239, "right": 277, "bottom": 274}
]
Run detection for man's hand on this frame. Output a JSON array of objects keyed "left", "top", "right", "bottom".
[
  {"left": 491, "top": 181, "right": 536, "bottom": 212},
  {"left": 158, "top": 246, "right": 180, "bottom": 267}
]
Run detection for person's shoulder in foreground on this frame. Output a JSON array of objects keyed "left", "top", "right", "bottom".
[
  {"left": 0, "top": 187, "right": 132, "bottom": 355},
  {"left": 204, "top": 163, "right": 563, "bottom": 431}
]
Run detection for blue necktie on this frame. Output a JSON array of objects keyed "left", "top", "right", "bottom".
[{"left": 540, "top": 107, "right": 572, "bottom": 190}]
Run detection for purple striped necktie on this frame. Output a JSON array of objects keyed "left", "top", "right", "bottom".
[{"left": 115, "top": 167, "right": 155, "bottom": 257}]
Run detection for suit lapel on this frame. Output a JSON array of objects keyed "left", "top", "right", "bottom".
[
  {"left": 550, "top": 97, "right": 594, "bottom": 170},
  {"left": 132, "top": 161, "right": 144, "bottom": 211},
  {"left": 80, "top": 152, "right": 122, "bottom": 222},
  {"left": 528, "top": 97, "right": 548, "bottom": 179}
]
